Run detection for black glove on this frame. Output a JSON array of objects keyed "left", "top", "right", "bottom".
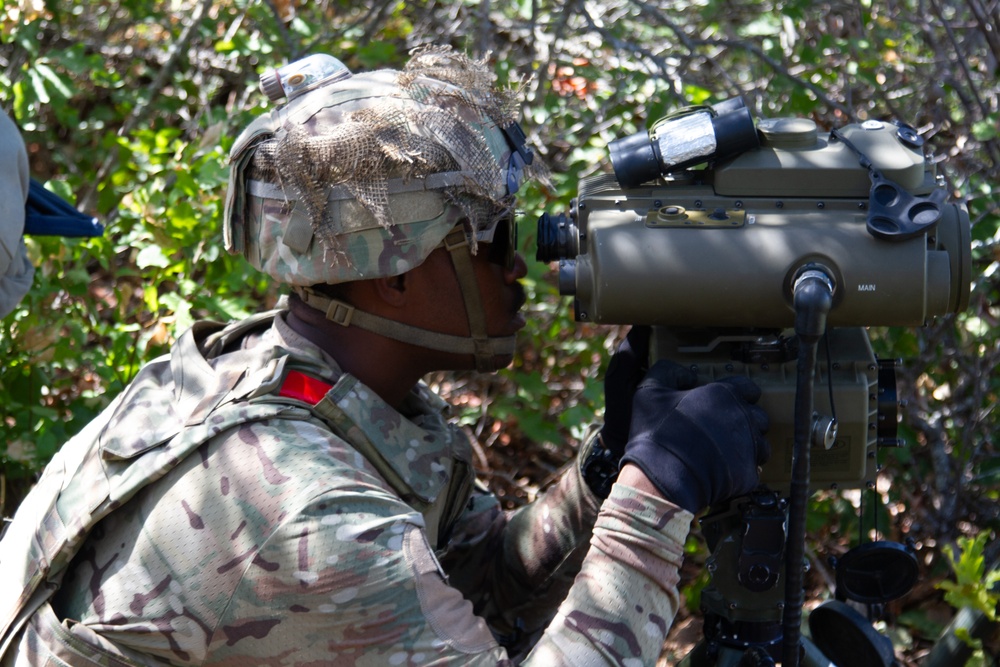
[
  {"left": 620, "top": 361, "right": 771, "bottom": 513},
  {"left": 600, "top": 326, "right": 653, "bottom": 458}
]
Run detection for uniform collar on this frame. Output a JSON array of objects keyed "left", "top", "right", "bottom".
[{"left": 269, "top": 310, "right": 466, "bottom": 505}]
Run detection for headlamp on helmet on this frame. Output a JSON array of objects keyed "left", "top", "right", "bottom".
[{"left": 259, "top": 54, "right": 352, "bottom": 103}]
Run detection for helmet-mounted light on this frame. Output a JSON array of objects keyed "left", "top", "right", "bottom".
[{"left": 259, "top": 54, "right": 352, "bottom": 103}]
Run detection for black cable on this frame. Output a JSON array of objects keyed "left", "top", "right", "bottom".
[
  {"left": 782, "top": 270, "right": 834, "bottom": 667},
  {"left": 823, "top": 332, "right": 837, "bottom": 425}
]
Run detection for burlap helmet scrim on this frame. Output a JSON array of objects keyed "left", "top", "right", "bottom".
[{"left": 224, "top": 46, "right": 534, "bottom": 287}]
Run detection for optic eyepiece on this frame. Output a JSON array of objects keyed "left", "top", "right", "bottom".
[
  {"left": 608, "top": 97, "right": 760, "bottom": 188},
  {"left": 536, "top": 211, "right": 580, "bottom": 263}
]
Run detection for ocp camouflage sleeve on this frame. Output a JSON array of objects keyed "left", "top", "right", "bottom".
[
  {"left": 528, "top": 484, "right": 692, "bottom": 664},
  {"left": 439, "top": 456, "right": 604, "bottom": 655}
]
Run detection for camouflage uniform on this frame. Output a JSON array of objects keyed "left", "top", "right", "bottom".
[{"left": 0, "top": 307, "right": 691, "bottom": 666}]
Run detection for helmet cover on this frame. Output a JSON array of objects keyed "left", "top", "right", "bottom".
[{"left": 224, "top": 46, "right": 538, "bottom": 286}]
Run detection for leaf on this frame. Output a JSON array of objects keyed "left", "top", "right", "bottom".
[
  {"left": 972, "top": 456, "right": 1000, "bottom": 485},
  {"left": 954, "top": 627, "right": 983, "bottom": 651},
  {"left": 33, "top": 61, "right": 74, "bottom": 99},
  {"left": 159, "top": 292, "right": 194, "bottom": 334},
  {"left": 739, "top": 15, "right": 782, "bottom": 37},
  {"left": 971, "top": 118, "right": 998, "bottom": 142},
  {"left": 27, "top": 67, "right": 50, "bottom": 104},
  {"left": 136, "top": 244, "right": 171, "bottom": 269},
  {"left": 938, "top": 533, "right": 1000, "bottom": 621}
]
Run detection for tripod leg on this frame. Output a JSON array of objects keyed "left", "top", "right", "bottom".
[
  {"left": 677, "top": 640, "right": 713, "bottom": 667},
  {"left": 677, "top": 641, "right": 769, "bottom": 667}
]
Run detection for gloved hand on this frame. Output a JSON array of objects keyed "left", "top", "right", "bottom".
[
  {"left": 601, "top": 327, "right": 658, "bottom": 457},
  {"left": 620, "top": 360, "right": 771, "bottom": 513}
]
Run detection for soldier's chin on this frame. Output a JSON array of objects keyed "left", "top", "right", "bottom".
[
  {"left": 465, "top": 351, "right": 515, "bottom": 374},
  {"left": 490, "top": 352, "right": 515, "bottom": 371}
]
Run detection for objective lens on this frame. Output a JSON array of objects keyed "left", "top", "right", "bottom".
[{"left": 608, "top": 97, "right": 760, "bottom": 188}]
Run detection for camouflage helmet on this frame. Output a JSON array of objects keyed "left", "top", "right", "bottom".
[
  {"left": 223, "top": 46, "right": 539, "bottom": 372},
  {"left": 223, "top": 46, "right": 536, "bottom": 287}
]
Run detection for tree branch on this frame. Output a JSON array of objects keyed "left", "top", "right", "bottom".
[{"left": 78, "top": 0, "right": 214, "bottom": 214}]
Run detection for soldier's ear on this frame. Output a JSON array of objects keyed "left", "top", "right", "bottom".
[{"left": 373, "top": 273, "right": 408, "bottom": 307}]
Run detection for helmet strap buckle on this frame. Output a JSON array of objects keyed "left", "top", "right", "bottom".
[
  {"left": 324, "top": 299, "right": 355, "bottom": 327},
  {"left": 442, "top": 227, "right": 469, "bottom": 252}
]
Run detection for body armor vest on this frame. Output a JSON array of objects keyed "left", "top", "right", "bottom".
[{"left": 0, "top": 310, "right": 474, "bottom": 664}]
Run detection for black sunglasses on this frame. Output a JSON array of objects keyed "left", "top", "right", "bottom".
[{"left": 486, "top": 215, "right": 518, "bottom": 270}]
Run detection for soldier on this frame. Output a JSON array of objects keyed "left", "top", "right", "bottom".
[
  {"left": 0, "top": 109, "right": 33, "bottom": 319},
  {"left": 0, "top": 107, "right": 102, "bottom": 320},
  {"left": 0, "top": 46, "right": 768, "bottom": 665}
]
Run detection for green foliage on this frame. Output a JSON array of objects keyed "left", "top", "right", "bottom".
[{"left": 938, "top": 533, "right": 1000, "bottom": 622}]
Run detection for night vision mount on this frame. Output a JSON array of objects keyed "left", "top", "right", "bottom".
[{"left": 537, "top": 98, "right": 972, "bottom": 667}]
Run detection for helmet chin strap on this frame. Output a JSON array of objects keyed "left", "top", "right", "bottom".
[{"left": 295, "top": 227, "right": 515, "bottom": 372}]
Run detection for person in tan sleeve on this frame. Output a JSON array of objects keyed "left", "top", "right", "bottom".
[{"left": 0, "top": 108, "right": 33, "bottom": 319}]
